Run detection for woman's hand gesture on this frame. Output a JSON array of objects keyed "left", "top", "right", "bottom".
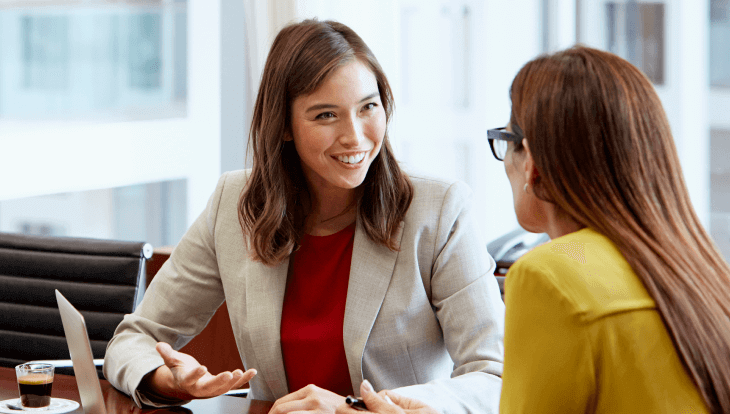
[{"left": 142, "top": 342, "right": 257, "bottom": 400}]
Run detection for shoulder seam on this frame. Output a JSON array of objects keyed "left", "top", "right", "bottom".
[
  {"left": 430, "top": 181, "right": 460, "bottom": 270},
  {"left": 211, "top": 171, "right": 231, "bottom": 240}
]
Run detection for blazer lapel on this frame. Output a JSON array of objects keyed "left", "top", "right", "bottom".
[
  {"left": 246, "top": 257, "right": 290, "bottom": 399},
  {"left": 343, "top": 222, "right": 403, "bottom": 391}
]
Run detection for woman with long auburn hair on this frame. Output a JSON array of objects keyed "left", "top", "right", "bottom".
[
  {"left": 492, "top": 46, "right": 729, "bottom": 413},
  {"left": 337, "top": 46, "right": 730, "bottom": 414},
  {"left": 104, "top": 19, "right": 505, "bottom": 414}
]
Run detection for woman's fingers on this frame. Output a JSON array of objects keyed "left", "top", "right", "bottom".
[
  {"left": 154, "top": 342, "right": 257, "bottom": 398},
  {"left": 379, "top": 390, "right": 438, "bottom": 414},
  {"left": 269, "top": 390, "right": 297, "bottom": 414},
  {"left": 269, "top": 384, "right": 309, "bottom": 413},
  {"left": 156, "top": 342, "right": 182, "bottom": 367},
  {"left": 231, "top": 368, "right": 257, "bottom": 390},
  {"left": 180, "top": 365, "right": 208, "bottom": 389},
  {"left": 191, "top": 368, "right": 256, "bottom": 397},
  {"left": 200, "top": 371, "right": 235, "bottom": 396},
  {"left": 360, "top": 381, "right": 400, "bottom": 414},
  {"left": 269, "top": 384, "right": 345, "bottom": 414},
  {"left": 269, "top": 398, "right": 311, "bottom": 414}
]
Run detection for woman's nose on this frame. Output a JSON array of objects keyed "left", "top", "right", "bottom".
[{"left": 339, "top": 118, "right": 365, "bottom": 146}]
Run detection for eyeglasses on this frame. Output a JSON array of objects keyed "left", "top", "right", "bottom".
[{"left": 487, "top": 127, "right": 522, "bottom": 161}]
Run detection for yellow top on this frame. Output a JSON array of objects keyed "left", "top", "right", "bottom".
[{"left": 500, "top": 228, "right": 708, "bottom": 414}]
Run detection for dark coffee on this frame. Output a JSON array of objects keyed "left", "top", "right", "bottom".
[{"left": 18, "top": 374, "right": 53, "bottom": 408}]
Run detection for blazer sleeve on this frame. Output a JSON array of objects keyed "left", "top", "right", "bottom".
[
  {"left": 103, "top": 172, "right": 232, "bottom": 407},
  {"left": 392, "top": 181, "right": 506, "bottom": 414}
]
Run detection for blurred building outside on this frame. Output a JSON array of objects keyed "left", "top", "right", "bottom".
[{"left": 1, "top": 0, "right": 729, "bottom": 261}]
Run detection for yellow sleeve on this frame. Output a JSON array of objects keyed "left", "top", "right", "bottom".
[{"left": 500, "top": 257, "right": 596, "bottom": 413}]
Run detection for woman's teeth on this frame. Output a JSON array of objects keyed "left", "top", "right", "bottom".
[{"left": 337, "top": 153, "right": 365, "bottom": 164}]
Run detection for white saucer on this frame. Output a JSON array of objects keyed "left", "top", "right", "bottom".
[{"left": 0, "top": 398, "right": 80, "bottom": 413}]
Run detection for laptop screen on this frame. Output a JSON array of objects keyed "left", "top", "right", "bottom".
[{"left": 56, "top": 289, "right": 107, "bottom": 414}]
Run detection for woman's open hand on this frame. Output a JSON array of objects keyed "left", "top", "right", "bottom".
[{"left": 143, "top": 342, "right": 256, "bottom": 400}]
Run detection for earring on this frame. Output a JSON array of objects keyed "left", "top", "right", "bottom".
[{"left": 523, "top": 183, "right": 529, "bottom": 193}]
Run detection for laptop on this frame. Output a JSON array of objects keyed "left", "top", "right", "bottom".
[
  {"left": 55, "top": 289, "right": 108, "bottom": 414},
  {"left": 49, "top": 290, "right": 249, "bottom": 414}
]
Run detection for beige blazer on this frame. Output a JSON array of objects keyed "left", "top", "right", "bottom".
[{"left": 104, "top": 170, "right": 505, "bottom": 414}]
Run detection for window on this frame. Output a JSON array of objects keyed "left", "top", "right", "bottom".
[
  {"left": 0, "top": 0, "right": 187, "bottom": 120},
  {"left": 22, "top": 15, "right": 70, "bottom": 90},
  {"left": 606, "top": 1, "right": 665, "bottom": 85},
  {"left": 711, "top": 129, "right": 730, "bottom": 259},
  {"left": 0, "top": 179, "right": 187, "bottom": 247},
  {"left": 711, "top": 0, "right": 730, "bottom": 87}
]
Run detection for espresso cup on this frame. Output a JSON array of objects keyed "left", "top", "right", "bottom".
[{"left": 15, "top": 363, "right": 54, "bottom": 410}]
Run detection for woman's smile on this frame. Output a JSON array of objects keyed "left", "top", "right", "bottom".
[{"left": 333, "top": 151, "right": 367, "bottom": 165}]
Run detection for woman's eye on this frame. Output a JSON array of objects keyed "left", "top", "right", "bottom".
[
  {"left": 363, "top": 102, "right": 377, "bottom": 111},
  {"left": 315, "top": 112, "right": 335, "bottom": 120}
]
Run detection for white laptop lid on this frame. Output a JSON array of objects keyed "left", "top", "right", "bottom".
[{"left": 55, "top": 289, "right": 108, "bottom": 414}]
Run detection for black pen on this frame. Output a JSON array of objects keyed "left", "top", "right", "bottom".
[{"left": 346, "top": 395, "right": 368, "bottom": 411}]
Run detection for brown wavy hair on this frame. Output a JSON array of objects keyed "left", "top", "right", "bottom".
[
  {"left": 509, "top": 46, "right": 730, "bottom": 412},
  {"left": 238, "top": 19, "right": 413, "bottom": 266}
]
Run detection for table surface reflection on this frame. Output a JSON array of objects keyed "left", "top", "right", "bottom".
[{"left": 0, "top": 367, "right": 272, "bottom": 414}]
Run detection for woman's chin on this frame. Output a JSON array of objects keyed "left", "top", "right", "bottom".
[{"left": 516, "top": 220, "right": 545, "bottom": 235}]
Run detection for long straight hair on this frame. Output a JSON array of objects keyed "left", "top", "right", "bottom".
[
  {"left": 509, "top": 46, "right": 730, "bottom": 413},
  {"left": 239, "top": 19, "right": 413, "bottom": 266}
]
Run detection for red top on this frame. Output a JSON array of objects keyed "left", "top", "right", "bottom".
[{"left": 280, "top": 223, "right": 355, "bottom": 396}]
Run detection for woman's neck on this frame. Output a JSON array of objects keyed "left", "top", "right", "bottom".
[
  {"left": 544, "top": 203, "right": 584, "bottom": 240},
  {"left": 304, "top": 188, "right": 357, "bottom": 236}
]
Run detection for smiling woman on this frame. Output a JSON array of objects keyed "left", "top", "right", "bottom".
[{"left": 104, "top": 19, "right": 505, "bottom": 414}]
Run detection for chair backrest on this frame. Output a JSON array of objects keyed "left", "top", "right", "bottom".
[
  {"left": 487, "top": 228, "right": 550, "bottom": 300},
  {"left": 0, "top": 232, "right": 152, "bottom": 376}
]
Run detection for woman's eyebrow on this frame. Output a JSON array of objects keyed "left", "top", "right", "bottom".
[
  {"left": 359, "top": 92, "right": 379, "bottom": 102},
  {"left": 304, "top": 92, "right": 380, "bottom": 114},
  {"left": 305, "top": 103, "right": 338, "bottom": 113}
]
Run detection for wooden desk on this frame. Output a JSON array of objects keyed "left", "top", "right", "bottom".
[{"left": 0, "top": 367, "right": 272, "bottom": 414}]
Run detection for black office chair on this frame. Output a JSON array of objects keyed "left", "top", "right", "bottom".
[
  {"left": 487, "top": 228, "right": 550, "bottom": 299},
  {"left": 0, "top": 232, "right": 152, "bottom": 377}
]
